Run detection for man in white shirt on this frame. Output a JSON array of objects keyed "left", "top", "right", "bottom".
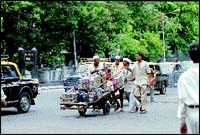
[
  {"left": 87, "top": 55, "right": 103, "bottom": 112},
  {"left": 133, "top": 52, "right": 151, "bottom": 114},
  {"left": 110, "top": 56, "right": 123, "bottom": 112},
  {"left": 121, "top": 58, "right": 136, "bottom": 112},
  {"left": 177, "top": 42, "right": 199, "bottom": 134},
  {"left": 88, "top": 56, "right": 103, "bottom": 75},
  {"left": 111, "top": 56, "right": 123, "bottom": 78}
]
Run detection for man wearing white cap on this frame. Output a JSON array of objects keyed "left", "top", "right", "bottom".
[
  {"left": 111, "top": 56, "right": 123, "bottom": 77},
  {"left": 110, "top": 56, "right": 123, "bottom": 111},
  {"left": 121, "top": 58, "right": 136, "bottom": 112},
  {"left": 88, "top": 55, "right": 103, "bottom": 74},
  {"left": 88, "top": 55, "right": 103, "bottom": 112}
]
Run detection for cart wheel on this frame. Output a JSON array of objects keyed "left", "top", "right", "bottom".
[
  {"left": 65, "top": 105, "right": 73, "bottom": 108},
  {"left": 78, "top": 106, "right": 87, "bottom": 116},
  {"left": 109, "top": 98, "right": 115, "bottom": 106},
  {"left": 160, "top": 83, "right": 166, "bottom": 95},
  {"left": 103, "top": 103, "right": 110, "bottom": 115}
]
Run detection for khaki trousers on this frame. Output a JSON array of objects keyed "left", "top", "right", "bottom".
[{"left": 134, "top": 85, "right": 147, "bottom": 110}]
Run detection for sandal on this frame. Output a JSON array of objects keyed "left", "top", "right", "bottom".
[
  {"left": 95, "top": 109, "right": 101, "bottom": 112},
  {"left": 119, "top": 108, "right": 124, "bottom": 112},
  {"left": 130, "top": 107, "right": 138, "bottom": 113},
  {"left": 140, "top": 109, "right": 147, "bottom": 114}
]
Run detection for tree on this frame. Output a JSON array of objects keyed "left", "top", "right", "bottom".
[{"left": 1, "top": 1, "right": 199, "bottom": 66}]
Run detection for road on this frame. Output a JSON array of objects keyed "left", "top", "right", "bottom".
[{"left": 1, "top": 87, "right": 182, "bottom": 134}]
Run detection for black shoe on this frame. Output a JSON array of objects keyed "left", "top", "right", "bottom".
[
  {"left": 136, "top": 107, "right": 138, "bottom": 112},
  {"left": 140, "top": 109, "right": 147, "bottom": 114}
]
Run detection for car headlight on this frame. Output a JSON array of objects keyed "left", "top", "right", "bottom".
[{"left": 32, "top": 78, "right": 39, "bottom": 84}]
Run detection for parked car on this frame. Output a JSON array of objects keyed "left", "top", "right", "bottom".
[{"left": 1, "top": 55, "right": 39, "bottom": 113}]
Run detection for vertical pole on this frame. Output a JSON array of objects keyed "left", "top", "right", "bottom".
[
  {"left": 162, "top": 13, "right": 166, "bottom": 62},
  {"left": 18, "top": 47, "right": 25, "bottom": 77},
  {"left": 197, "top": 8, "right": 199, "bottom": 35},
  {"left": 31, "top": 47, "right": 38, "bottom": 78},
  {"left": 73, "top": 30, "right": 77, "bottom": 69}
]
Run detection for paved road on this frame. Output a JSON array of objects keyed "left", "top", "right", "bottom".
[{"left": 1, "top": 87, "right": 181, "bottom": 134}]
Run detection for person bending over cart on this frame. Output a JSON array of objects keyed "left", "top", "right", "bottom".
[{"left": 88, "top": 55, "right": 104, "bottom": 112}]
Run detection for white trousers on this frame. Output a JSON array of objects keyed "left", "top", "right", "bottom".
[
  {"left": 129, "top": 86, "right": 140, "bottom": 111},
  {"left": 187, "top": 108, "right": 199, "bottom": 134}
]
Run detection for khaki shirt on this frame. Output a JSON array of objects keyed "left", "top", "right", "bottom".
[{"left": 135, "top": 60, "right": 150, "bottom": 86}]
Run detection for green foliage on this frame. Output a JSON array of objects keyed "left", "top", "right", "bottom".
[{"left": 1, "top": 1, "right": 199, "bottom": 66}]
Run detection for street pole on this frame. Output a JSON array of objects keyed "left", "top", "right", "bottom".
[
  {"left": 162, "top": 13, "right": 166, "bottom": 62},
  {"left": 73, "top": 30, "right": 77, "bottom": 69},
  {"left": 161, "top": 9, "right": 181, "bottom": 62}
]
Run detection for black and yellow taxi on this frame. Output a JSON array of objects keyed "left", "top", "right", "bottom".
[{"left": 1, "top": 55, "right": 39, "bottom": 113}]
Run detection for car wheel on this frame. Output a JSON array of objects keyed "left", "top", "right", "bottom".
[
  {"left": 17, "top": 92, "right": 31, "bottom": 113},
  {"left": 65, "top": 105, "right": 73, "bottom": 107},
  {"left": 160, "top": 83, "right": 166, "bottom": 95}
]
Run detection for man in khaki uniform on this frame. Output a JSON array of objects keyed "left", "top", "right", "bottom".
[
  {"left": 149, "top": 68, "right": 156, "bottom": 102},
  {"left": 133, "top": 52, "right": 151, "bottom": 114}
]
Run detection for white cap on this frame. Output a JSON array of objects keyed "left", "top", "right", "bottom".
[
  {"left": 93, "top": 55, "right": 100, "bottom": 60},
  {"left": 115, "top": 56, "right": 120, "bottom": 59},
  {"left": 123, "top": 58, "right": 131, "bottom": 63}
]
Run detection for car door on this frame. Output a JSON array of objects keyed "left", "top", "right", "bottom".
[{"left": 1, "top": 65, "right": 20, "bottom": 101}]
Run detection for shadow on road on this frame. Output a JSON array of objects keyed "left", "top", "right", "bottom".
[
  {"left": 1, "top": 110, "right": 19, "bottom": 116},
  {"left": 76, "top": 114, "right": 100, "bottom": 118},
  {"left": 61, "top": 111, "right": 112, "bottom": 118}
]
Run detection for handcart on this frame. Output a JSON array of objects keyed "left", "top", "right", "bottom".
[
  {"left": 60, "top": 70, "right": 124, "bottom": 116},
  {"left": 60, "top": 81, "right": 112, "bottom": 116}
]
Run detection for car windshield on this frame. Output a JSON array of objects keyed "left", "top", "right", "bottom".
[
  {"left": 159, "top": 64, "right": 174, "bottom": 72},
  {"left": 1, "top": 65, "right": 18, "bottom": 78},
  {"left": 180, "top": 62, "right": 192, "bottom": 71}
]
